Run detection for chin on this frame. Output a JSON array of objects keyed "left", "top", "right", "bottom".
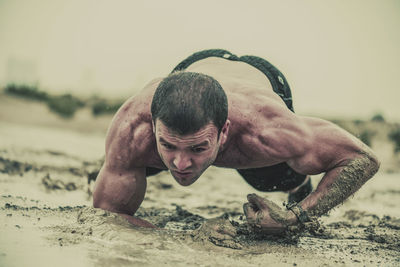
[
  {"left": 172, "top": 172, "right": 201, "bottom": 186},
  {"left": 176, "top": 179, "right": 196, "bottom": 187}
]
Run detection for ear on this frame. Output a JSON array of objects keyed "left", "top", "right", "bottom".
[
  {"left": 219, "top": 120, "right": 230, "bottom": 146},
  {"left": 152, "top": 120, "right": 156, "bottom": 134}
]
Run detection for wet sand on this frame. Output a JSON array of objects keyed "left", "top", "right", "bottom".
[{"left": 1, "top": 95, "right": 400, "bottom": 266}]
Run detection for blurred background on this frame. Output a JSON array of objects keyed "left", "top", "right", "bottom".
[
  {"left": 0, "top": 0, "right": 399, "bottom": 120},
  {"left": 2, "top": 2, "right": 400, "bottom": 265}
]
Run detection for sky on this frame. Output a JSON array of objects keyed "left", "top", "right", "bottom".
[{"left": 0, "top": 0, "right": 399, "bottom": 120}]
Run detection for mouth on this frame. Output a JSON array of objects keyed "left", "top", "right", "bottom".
[{"left": 172, "top": 170, "right": 193, "bottom": 179}]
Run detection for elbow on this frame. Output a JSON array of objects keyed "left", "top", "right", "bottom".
[
  {"left": 92, "top": 194, "right": 104, "bottom": 210},
  {"left": 361, "top": 150, "right": 380, "bottom": 178},
  {"left": 92, "top": 194, "right": 133, "bottom": 216},
  {"left": 92, "top": 190, "right": 110, "bottom": 211},
  {"left": 369, "top": 153, "right": 380, "bottom": 176},
  {"left": 92, "top": 183, "right": 112, "bottom": 211},
  {"left": 93, "top": 197, "right": 119, "bottom": 214}
]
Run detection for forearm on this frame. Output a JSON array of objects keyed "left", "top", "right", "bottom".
[
  {"left": 94, "top": 199, "right": 156, "bottom": 228},
  {"left": 300, "top": 151, "right": 380, "bottom": 217}
]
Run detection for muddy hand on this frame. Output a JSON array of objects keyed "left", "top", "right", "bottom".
[
  {"left": 199, "top": 217, "right": 237, "bottom": 238},
  {"left": 243, "top": 193, "right": 292, "bottom": 234},
  {"left": 192, "top": 217, "right": 242, "bottom": 249}
]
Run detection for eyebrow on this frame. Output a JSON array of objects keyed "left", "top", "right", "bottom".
[
  {"left": 191, "top": 141, "right": 209, "bottom": 148},
  {"left": 159, "top": 137, "right": 173, "bottom": 145},
  {"left": 158, "top": 137, "right": 209, "bottom": 148}
]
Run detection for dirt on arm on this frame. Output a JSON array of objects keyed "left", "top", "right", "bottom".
[
  {"left": 303, "top": 151, "right": 380, "bottom": 217},
  {"left": 282, "top": 116, "right": 381, "bottom": 219}
]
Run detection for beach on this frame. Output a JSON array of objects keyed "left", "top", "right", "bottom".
[{"left": 1, "top": 93, "right": 399, "bottom": 266}]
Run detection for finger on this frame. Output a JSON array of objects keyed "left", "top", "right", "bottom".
[
  {"left": 218, "top": 226, "right": 237, "bottom": 238},
  {"left": 243, "top": 202, "right": 256, "bottom": 222},
  {"left": 247, "top": 193, "right": 268, "bottom": 210}
]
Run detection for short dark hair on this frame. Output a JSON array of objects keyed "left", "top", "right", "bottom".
[{"left": 151, "top": 72, "right": 228, "bottom": 135}]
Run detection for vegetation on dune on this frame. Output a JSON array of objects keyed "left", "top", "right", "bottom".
[
  {"left": 358, "top": 129, "right": 376, "bottom": 147},
  {"left": 3, "top": 84, "right": 123, "bottom": 118},
  {"left": 330, "top": 114, "right": 390, "bottom": 147},
  {"left": 356, "top": 113, "right": 386, "bottom": 146},
  {"left": 332, "top": 114, "right": 400, "bottom": 154},
  {"left": 47, "top": 94, "right": 85, "bottom": 118},
  {"left": 371, "top": 112, "right": 385, "bottom": 122},
  {"left": 5, "top": 84, "right": 48, "bottom": 101},
  {"left": 388, "top": 126, "right": 400, "bottom": 153},
  {"left": 91, "top": 99, "right": 123, "bottom": 116}
]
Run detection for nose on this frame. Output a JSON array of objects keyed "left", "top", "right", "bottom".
[{"left": 173, "top": 152, "right": 192, "bottom": 171}]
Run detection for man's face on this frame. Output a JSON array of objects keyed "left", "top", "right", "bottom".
[{"left": 153, "top": 119, "right": 228, "bottom": 186}]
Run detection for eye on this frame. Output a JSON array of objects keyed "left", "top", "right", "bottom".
[
  {"left": 162, "top": 143, "right": 175, "bottom": 150},
  {"left": 191, "top": 147, "right": 206, "bottom": 153}
]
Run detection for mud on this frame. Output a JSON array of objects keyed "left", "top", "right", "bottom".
[
  {"left": 1, "top": 99, "right": 400, "bottom": 266},
  {"left": 1, "top": 145, "right": 399, "bottom": 267},
  {"left": 308, "top": 151, "right": 380, "bottom": 218}
]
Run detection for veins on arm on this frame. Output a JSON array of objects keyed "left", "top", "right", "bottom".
[
  {"left": 256, "top": 110, "right": 314, "bottom": 166},
  {"left": 305, "top": 151, "right": 379, "bottom": 217},
  {"left": 284, "top": 116, "right": 380, "bottom": 217},
  {"left": 93, "top": 111, "right": 156, "bottom": 227}
]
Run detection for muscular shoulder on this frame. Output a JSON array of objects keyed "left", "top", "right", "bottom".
[
  {"left": 245, "top": 101, "right": 313, "bottom": 160},
  {"left": 218, "top": 97, "right": 310, "bottom": 167},
  {"left": 287, "top": 116, "right": 369, "bottom": 174},
  {"left": 104, "top": 79, "right": 162, "bottom": 170},
  {"left": 235, "top": 101, "right": 365, "bottom": 174},
  {"left": 256, "top": 106, "right": 368, "bottom": 174}
]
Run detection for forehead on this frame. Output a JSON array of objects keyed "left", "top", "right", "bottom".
[{"left": 155, "top": 120, "right": 218, "bottom": 143}]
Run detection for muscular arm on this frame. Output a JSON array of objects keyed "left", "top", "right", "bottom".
[
  {"left": 244, "top": 107, "right": 380, "bottom": 231},
  {"left": 92, "top": 85, "right": 159, "bottom": 228},
  {"left": 303, "top": 151, "right": 379, "bottom": 217},
  {"left": 287, "top": 116, "right": 380, "bottom": 217},
  {"left": 93, "top": 163, "right": 155, "bottom": 228}
]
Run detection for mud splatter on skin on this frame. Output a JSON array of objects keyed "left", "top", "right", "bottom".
[
  {"left": 307, "top": 151, "right": 380, "bottom": 217},
  {"left": 243, "top": 195, "right": 323, "bottom": 237},
  {"left": 256, "top": 199, "right": 289, "bottom": 226},
  {"left": 191, "top": 216, "right": 243, "bottom": 249}
]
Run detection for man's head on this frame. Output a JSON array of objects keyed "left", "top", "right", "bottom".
[
  {"left": 151, "top": 72, "right": 228, "bottom": 135},
  {"left": 151, "top": 72, "right": 229, "bottom": 186}
]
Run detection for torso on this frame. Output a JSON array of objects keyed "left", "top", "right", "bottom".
[{"left": 108, "top": 57, "right": 298, "bottom": 170}]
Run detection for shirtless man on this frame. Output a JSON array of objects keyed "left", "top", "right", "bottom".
[{"left": 93, "top": 49, "right": 380, "bottom": 233}]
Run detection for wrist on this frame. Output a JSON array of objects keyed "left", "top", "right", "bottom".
[
  {"left": 286, "top": 209, "right": 298, "bottom": 226},
  {"left": 285, "top": 203, "right": 311, "bottom": 225}
]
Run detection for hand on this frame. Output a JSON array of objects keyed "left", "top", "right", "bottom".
[
  {"left": 243, "top": 193, "right": 296, "bottom": 234},
  {"left": 192, "top": 217, "right": 242, "bottom": 249}
]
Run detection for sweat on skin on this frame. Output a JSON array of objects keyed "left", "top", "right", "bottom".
[
  {"left": 92, "top": 59, "right": 380, "bottom": 234},
  {"left": 153, "top": 119, "right": 229, "bottom": 187}
]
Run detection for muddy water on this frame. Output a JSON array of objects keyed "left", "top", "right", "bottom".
[{"left": 1, "top": 122, "right": 400, "bottom": 266}]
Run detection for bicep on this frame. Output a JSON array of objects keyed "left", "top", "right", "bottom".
[{"left": 93, "top": 163, "right": 146, "bottom": 215}]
